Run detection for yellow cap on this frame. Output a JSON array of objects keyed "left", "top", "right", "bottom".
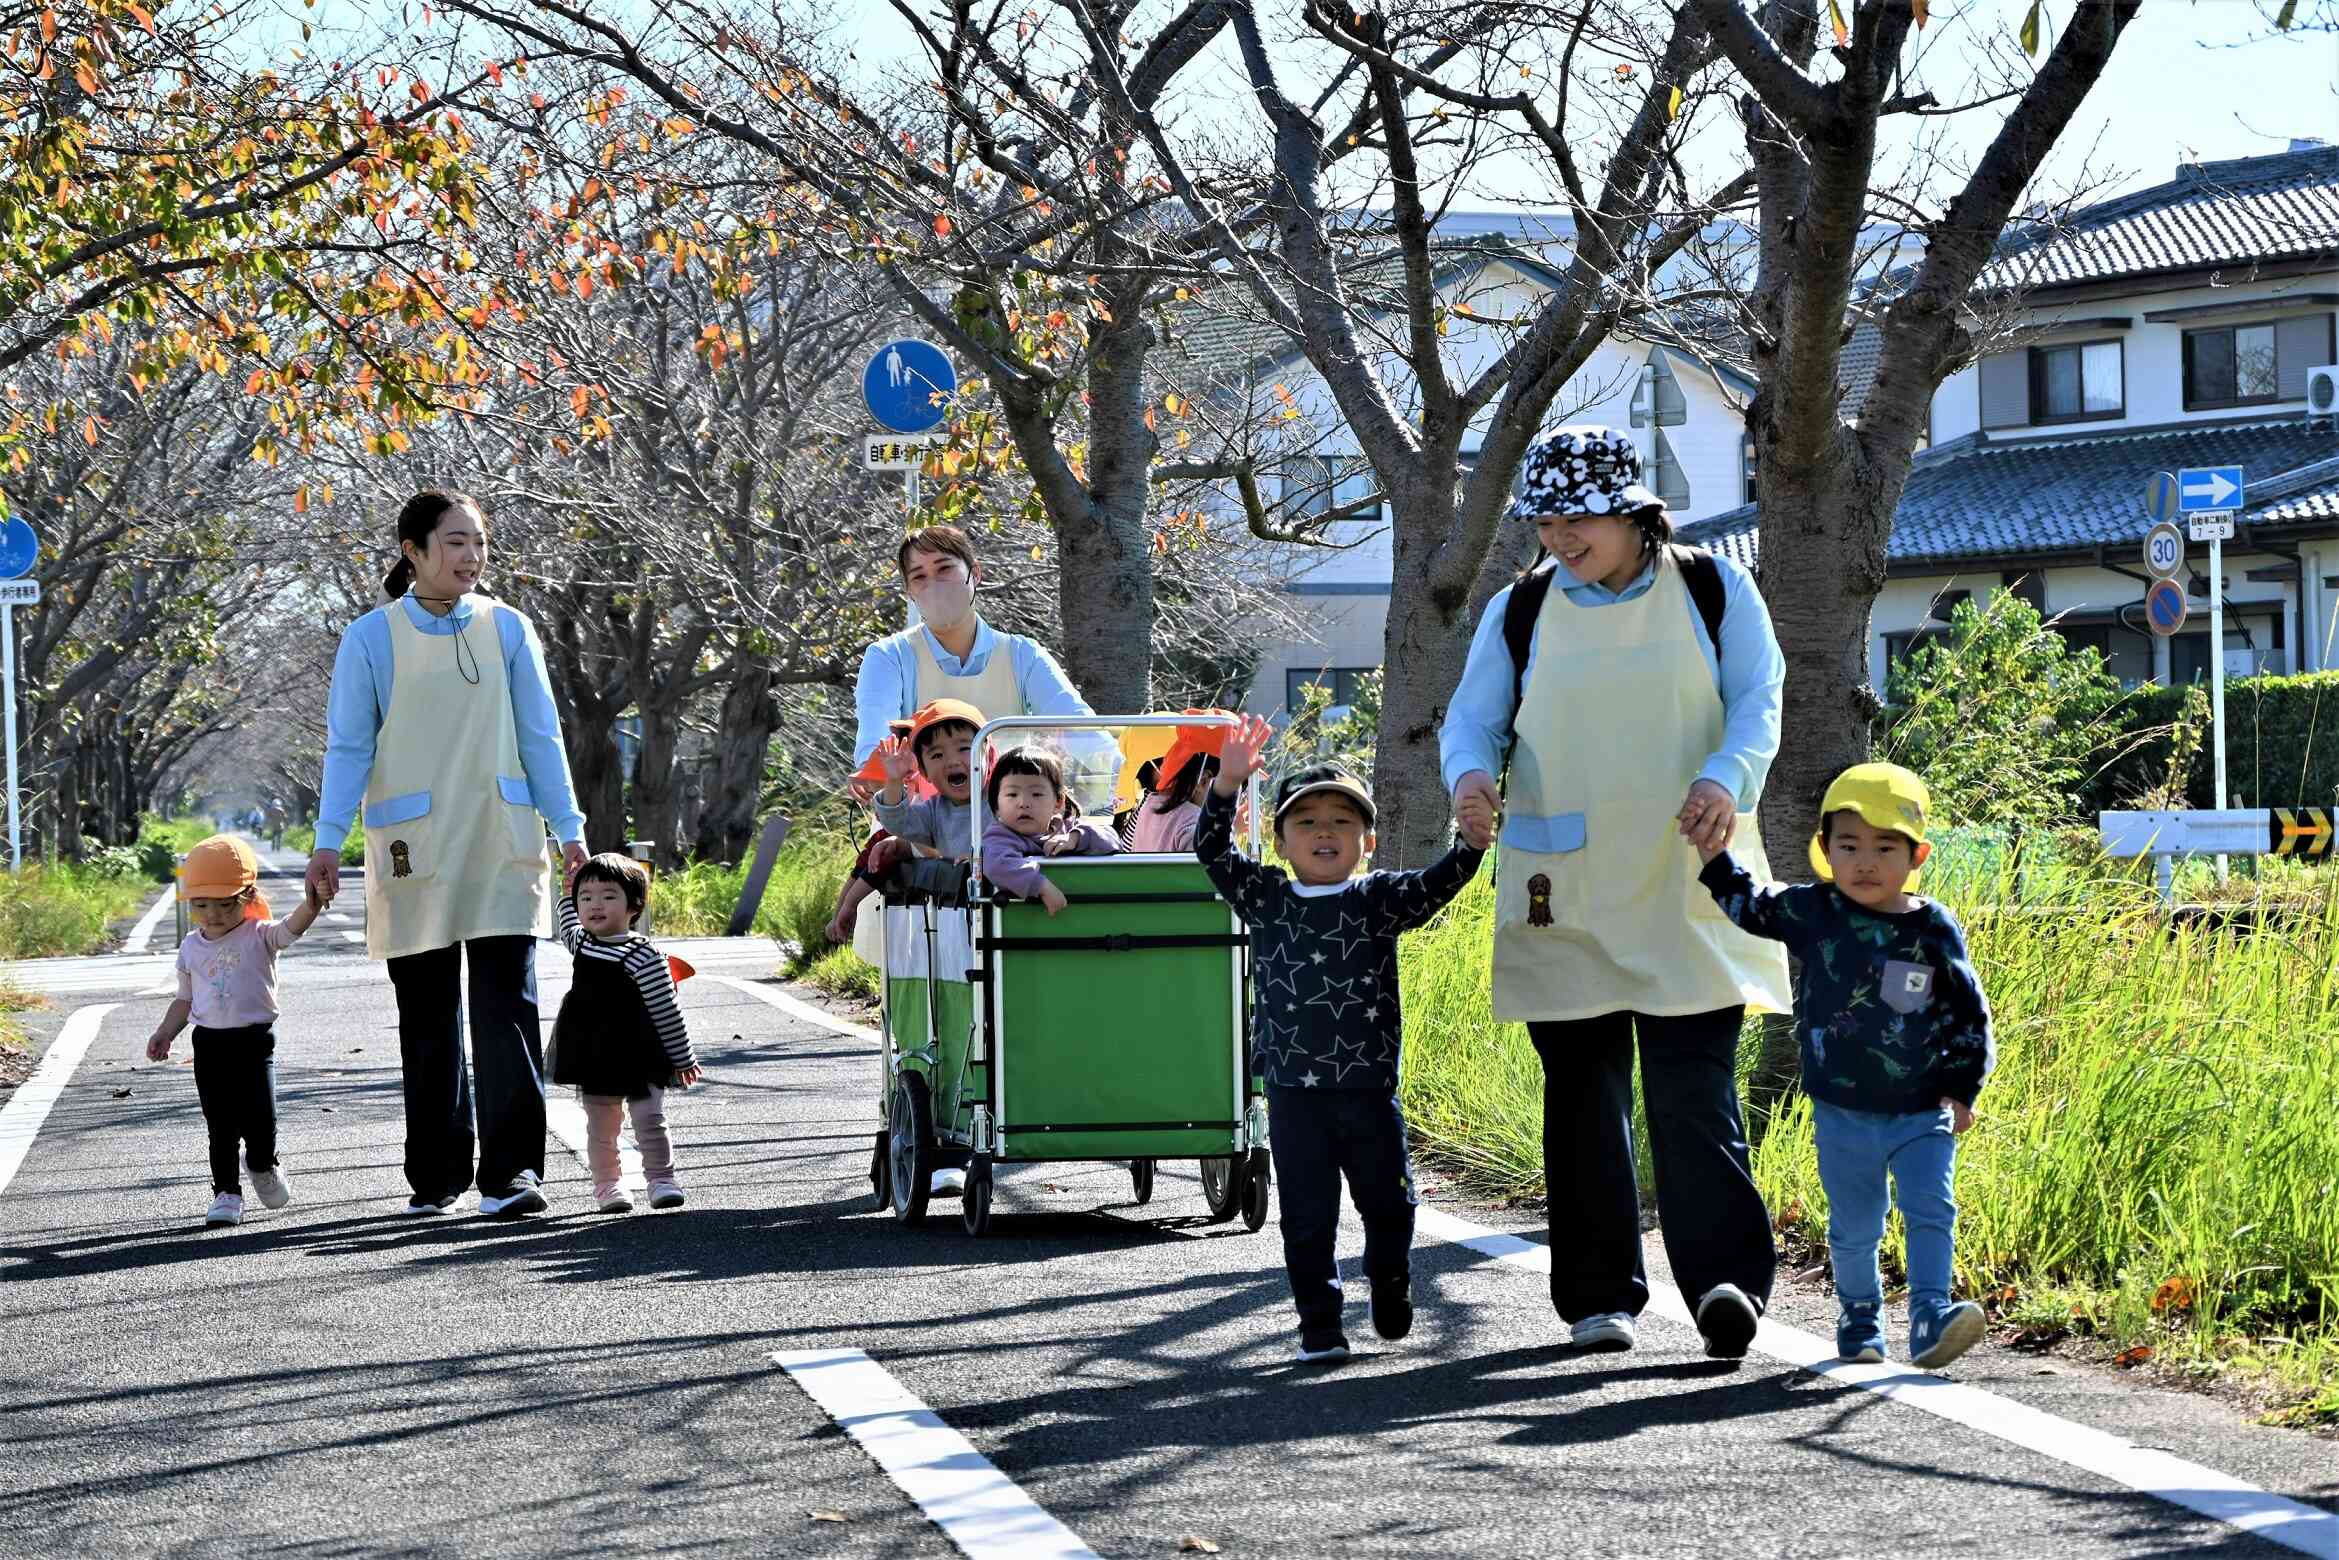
[
  {"left": 1807, "top": 762, "right": 1930, "bottom": 891},
  {"left": 180, "top": 835, "right": 268, "bottom": 920}
]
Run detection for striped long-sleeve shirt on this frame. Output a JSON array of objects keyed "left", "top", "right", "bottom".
[{"left": 557, "top": 895, "right": 697, "bottom": 1075}]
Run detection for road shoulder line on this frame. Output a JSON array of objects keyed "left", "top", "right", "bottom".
[{"left": 0, "top": 1003, "right": 119, "bottom": 1198}]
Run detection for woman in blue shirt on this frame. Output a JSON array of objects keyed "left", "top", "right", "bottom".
[
  {"left": 1438, "top": 426, "right": 1792, "bottom": 1363},
  {"left": 307, "top": 490, "right": 588, "bottom": 1219}
]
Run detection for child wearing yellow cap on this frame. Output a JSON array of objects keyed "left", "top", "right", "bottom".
[
  {"left": 145, "top": 836, "right": 322, "bottom": 1228},
  {"left": 1692, "top": 763, "right": 1996, "bottom": 1371}
]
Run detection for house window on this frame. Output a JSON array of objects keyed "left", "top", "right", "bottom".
[
  {"left": 2027, "top": 339, "right": 2123, "bottom": 424},
  {"left": 1287, "top": 667, "right": 1374, "bottom": 715},
  {"left": 2055, "top": 621, "right": 2153, "bottom": 689},
  {"left": 2184, "top": 323, "right": 2281, "bottom": 410}
]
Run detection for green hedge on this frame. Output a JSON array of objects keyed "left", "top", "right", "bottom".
[{"left": 2083, "top": 671, "right": 2339, "bottom": 813}]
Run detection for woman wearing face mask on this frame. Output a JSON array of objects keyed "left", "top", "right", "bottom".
[
  {"left": 1438, "top": 426, "right": 1792, "bottom": 1366},
  {"left": 308, "top": 490, "right": 589, "bottom": 1220},
  {"left": 848, "top": 525, "right": 1101, "bottom": 808}
]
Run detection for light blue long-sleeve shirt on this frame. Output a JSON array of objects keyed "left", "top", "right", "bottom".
[
  {"left": 318, "top": 595, "right": 587, "bottom": 846},
  {"left": 1438, "top": 552, "right": 1786, "bottom": 806},
  {"left": 851, "top": 619, "right": 1098, "bottom": 768}
]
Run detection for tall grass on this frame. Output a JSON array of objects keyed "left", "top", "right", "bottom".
[
  {"left": 1397, "top": 853, "right": 2339, "bottom": 1419},
  {"left": 648, "top": 824, "right": 880, "bottom": 1001},
  {"left": 0, "top": 862, "right": 154, "bottom": 958}
]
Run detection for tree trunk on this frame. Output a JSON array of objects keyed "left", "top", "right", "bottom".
[
  {"left": 629, "top": 699, "right": 687, "bottom": 871},
  {"left": 1371, "top": 478, "right": 1482, "bottom": 868},
  {"left": 564, "top": 711, "right": 626, "bottom": 856},
  {"left": 693, "top": 662, "right": 776, "bottom": 865}
]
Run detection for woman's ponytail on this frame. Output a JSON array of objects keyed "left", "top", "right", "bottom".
[{"left": 383, "top": 554, "right": 416, "bottom": 599}]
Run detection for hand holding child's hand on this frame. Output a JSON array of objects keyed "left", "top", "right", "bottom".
[
  {"left": 1452, "top": 770, "right": 1500, "bottom": 852},
  {"left": 1676, "top": 779, "right": 1738, "bottom": 854},
  {"left": 1218, "top": 714, "right": 1274, "bottom": 789},
  {"left": 1942, "top": 1097, "right": 1974, "bottom": 1134},
  {"left": 1038, "top": 880, "right": 1069, "bottom": 916},
  {"left": 877, "top": 735, "right": 915, "bottom": 787},
  {"left": 145, "top": 1033, "right": 171, "bottom": 1062}
]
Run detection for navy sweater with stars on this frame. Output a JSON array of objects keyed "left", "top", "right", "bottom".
[
  {"left": 1197, "top": 787, "right": 1483, "bottom": 1092},
  {"left": 1699, "top": 851, "right": 1995, "bottom": 1114}
]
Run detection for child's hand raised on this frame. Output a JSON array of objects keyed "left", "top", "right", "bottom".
[
  {"left": 1217, "top": 714, "right": 1275, "bottom": 790},
  {"left": 876, "top": 735, "right": 915, "bottom": 787}
]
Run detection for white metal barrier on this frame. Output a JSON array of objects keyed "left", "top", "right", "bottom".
[{"left": 2098, "top": 808, "right": 2334, "bottom": 901}]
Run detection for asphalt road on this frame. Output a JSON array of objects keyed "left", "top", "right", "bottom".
[{"left": 0, "top": 848, "right": 2332, "bottom": 1559}]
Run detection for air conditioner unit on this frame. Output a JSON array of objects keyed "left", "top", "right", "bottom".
[{"left": 2310, "top": 365, "right": 2339, "bottom": 416}]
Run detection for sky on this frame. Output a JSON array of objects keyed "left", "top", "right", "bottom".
[{"left": 249, "top": 0, "right": 2338, "bottom": 209}]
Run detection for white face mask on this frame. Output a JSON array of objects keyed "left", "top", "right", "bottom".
[{"left": 911, "top": 571, "right": 975, "bottom": 631}]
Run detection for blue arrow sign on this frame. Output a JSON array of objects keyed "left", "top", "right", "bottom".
[
  {"left": 863, "top": 339, "right": 956, "bottom": 434},
  {"left": 0, "top": 517, "right": 37, "bottom": 581},
  {"left": 2178, "top": 465, "right": 2243, "bottom": 513}
]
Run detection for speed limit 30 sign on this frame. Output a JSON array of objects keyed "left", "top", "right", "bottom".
[{"left": 2144, "top": 520, "right": 2184, "bottom": 579}]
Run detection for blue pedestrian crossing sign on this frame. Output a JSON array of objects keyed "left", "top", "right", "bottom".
[
  {"left": 2178, "top": 465, "right": 2243, "bottom": 512},
  {"left": 863, "top": 339, "right": 956, "bottom": 434}
]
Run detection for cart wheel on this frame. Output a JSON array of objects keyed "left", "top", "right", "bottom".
[
  {"left": 1199, "top": 1157, "right": 1238, "bottom": 1223},
  {"left": 1238, "top": 1150, "right": 1271, "bottom": 1232},
  {"left": 961, "top": 1156, "right": 994, "bottom": 1236},
  {"left": 1130, "top": 1158, "right": 1155, "bottom": 1205},
  {"left": 889, "top": 1073, "right": 934, "bottom": 1226},
  {"left": 869, "top": 1129, "right": 892, "bottom": 1212}
]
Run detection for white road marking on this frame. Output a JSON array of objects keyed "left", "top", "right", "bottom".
[
  {"left": 0, "top": 955, "right": 177, "bottom": 996},
  {"left": 774, "top": 1349, "right": 1096, "bottom": 1559},
  {"left": 708, "top": 974, "right": 879, "bottom": 1042},
  {"left": 1413, "top": 1207, "right": 2339, "bottom": 1559},
  {"left": 325, "top": 912, "right": 353, "bottom": 925},
  {"left": 138, "top": 983, "right": 177, "bottom": 997},
  {"left": 0, "top": 1003, "right": 119, "bottom": 1198},
  {"left": 543, "top": 1094, "right": 644, "bottom": 1196},
  {"left": 119, "top": 886, "right": 177, "bottom": 956},
  {"left": 340, "top": 931, "right": 365, "bottom": 945}
]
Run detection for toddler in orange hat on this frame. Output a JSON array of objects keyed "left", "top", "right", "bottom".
[
  {"left": 1128, "top": 710, "right": 1230, "bottom": 855},
  {"left": 145, "top": 835, "right": 321, "bottom": 1229}
]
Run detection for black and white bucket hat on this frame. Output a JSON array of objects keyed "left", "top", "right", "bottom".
[{"left": 1506, "top": 425, "right": 1663, "bottom": 522}]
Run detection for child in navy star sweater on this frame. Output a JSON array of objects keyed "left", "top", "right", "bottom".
[
  {"left": 1198, "top": 714, "right": 1483, "bottom": 1363},
  {"left": 1695, "top": 762, "right": 1994, "bottom": 1371}
]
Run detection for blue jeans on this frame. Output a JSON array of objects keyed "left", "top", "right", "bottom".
[
  {"left": 1265, "top": 1087, "right": 1418, "bottom": 1332},
  {"left": 1811, "top": 1099, "right": 1959, "bottom": 1321}
]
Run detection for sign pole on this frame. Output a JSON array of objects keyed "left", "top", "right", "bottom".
[
  {"left": 3, "top": 600, "right": 19, "bottom": 871},
  {"left": 2210, "top": 531, "right": 2229, "bottom": 883}
]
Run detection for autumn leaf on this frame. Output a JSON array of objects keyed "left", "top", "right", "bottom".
[
  {"left": 2019, "top": 0, "right": 2042, "bottom": 57},
  {"left": 486, "top": 59, "right": 503, "bottom": 85},
  {"left": 2149, "top": 1276, "right": 2196, "bottom": 1313},
  {"left": 294, "top": 486, "right": 309, "bottom": 514},
  {"left": 2275, "top": 0, "right": 2297, "bottom": 25},
  {"left": 934, "top": 213, "right": 953, "bottom": 238},
  {"left": 2113, "top": 1345, "right": 2153, "bottom": 1368},
  {"left": 81, "top": 415, "right": 98, "bottom": 447},
  {"left": 1667, "top": 85, "right": 1683, "bottom": 122},
  {"left": 570, "top": 386, "right": 590, "bottom": 418},
  {"left": 1827, "top": 0, "right": 1848, "bottom": 47},
  {"left": 1912, "top": 0, "right": 1929, "bottom": 27}
]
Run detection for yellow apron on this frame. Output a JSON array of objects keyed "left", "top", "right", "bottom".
[
  {"left": 1492, "top": 553, "right": 1791, "bottom": 1022},
  {"left": 852, "top": 626, "right": 1027, "bottom": 970},
  {"left": 363, "top": 596, "right": 553, "bottom": 960}
]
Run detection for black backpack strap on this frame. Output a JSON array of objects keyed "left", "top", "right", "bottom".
[
  {"left": 1667, "top": 543, "right": 1728, "bottom": 664},
  {"left": 1502, "top": 554, "right": 1559, "bottom": 741}
]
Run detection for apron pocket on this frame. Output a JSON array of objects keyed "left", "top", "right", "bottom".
[
  {"left": 1496, "top": 812, "right": 1585, "bottom": 930},
  {"left": 364, "top": 790, "right": 438, "bottom": 886},
  {"left": 497, "top": 775, "right": 548, "bottom": 863}
]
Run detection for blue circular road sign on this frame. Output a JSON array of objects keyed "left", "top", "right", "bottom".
[
  {"left": 0, "top": 516, "right": 37, "bottom": 580},
  {"left": 863, "top": 339, "right": 957, "bottom": 434},
  {"left": 2145, "top": 576, "right": 2188, "bottom": 637},
  {"left": 2143, "top": 471, "right": 2181, "bottom": 525}
]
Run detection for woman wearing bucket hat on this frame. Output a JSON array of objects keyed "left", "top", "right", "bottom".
[
  {"left": 308, "top": 490, "right": 588, "bottom": 1219},
  {"left": 1438, "top": 425, "right": 1792, "bottom": 1361}
]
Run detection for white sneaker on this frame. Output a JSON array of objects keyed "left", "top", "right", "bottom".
[
  {"left": 930, "top": 1168, "right": 966, "bottom": 1197},
  {"left": 1570, "top": 1312, "right": 1638, "bottom": 1352},
  {"left": 597, "top": 1189, "right": 634, "bottom": 1214},
  {"left": 479, "top": 1174, "right": 548, "bottom": 1218},
  {"left": 402, "top": 1194, "right": 457, "bottom": 1216},
  {"left": 205, "top": 1193, "right": 244, "bottom": 1228},
  {"left": 248, "top": 1160, "right": 292, "bottom": 1210},
  {"left": 647, "top": 1182, "right": 686, "bottom": 1211}
]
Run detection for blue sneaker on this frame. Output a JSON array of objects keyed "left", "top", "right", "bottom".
[
  {"left": 1910, "top": 1300, "right": 1986, "bottom": 1370},
  {"left": 1835, "top": 1302, "right": 1886, "bottom": 1363}
]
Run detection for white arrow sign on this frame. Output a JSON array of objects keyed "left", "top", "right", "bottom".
[{"left": 2180, "top": 467, "right": 2241, "bottom": 508}]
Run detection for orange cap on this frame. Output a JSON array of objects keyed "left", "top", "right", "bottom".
[
  {"left": 1152, "top": 709, "right": 1234, "bottom": 791},
  {"left": 907, "top": 698, "right": 986, "bottom": 750},
  {"left": 180, "top": 835, "right": 268, "bottom": 920},
  {"left": 852, "top": 716, "right": 919, "bottom": 784}
]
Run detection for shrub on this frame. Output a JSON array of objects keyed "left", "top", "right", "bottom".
[{"left": 2084, "top": 669, "right": 2339, "bottom": 813}]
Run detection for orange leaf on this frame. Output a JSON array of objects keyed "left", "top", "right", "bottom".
[
  {"left": 39, "top": 8, "right": 56, "bottom": 42},
  {"left": 2113, "top": 1346, "right": 2153, "bottom": 1368},
  {"left": 81, "top": 415, "right": 97, "bottom": 446},
  {"left": 486, "top": 60, "right": 502, "bottom": 85},
  {"left": 933, "top": 213, "right": 953, "bottom": 238},
  {"left": 411, "top": 80, "right": 432, "bottom": 103},
  {"left": 531, "top": 92, "right": 547, "bottom": 111},
  {"left": 1911, "top": 0, "right": 1929, "bottom": 26},
  {"left": 294, "top": 486, "right": 309, "bottom": 514},
  {"left": 245, "top": 369, "right": 268, "bottom": 394},
  {"left": 570, "top": 386, "right": 590, "bottom": 418},
  {"left": 2149, "top": 1276, "right": 2196, "bottom": 1313}
]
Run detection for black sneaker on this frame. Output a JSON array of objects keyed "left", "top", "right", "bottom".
[
  {"left": 1370, "top": 1277, "right": 1414, "bottom": 1341},
  {"left": 480, "top": 1176, "right": 548, "bottom": 1218},
  {"left": 1695, "top": 1283, "right": 1760, "bottom": 1360},
  {"left": 1295, "top": 1328, "right": 1351, "bottom": 1363}
]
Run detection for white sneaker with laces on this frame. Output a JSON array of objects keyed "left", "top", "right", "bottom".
[
  {"left": 1570, "top": 1312, "right": 1637, "bottom": 1352},
  {"left": 402, "top": 1194, "right": 456, "bottom": 1216},
  {"left": 205, "top": 1193, "right": 244, "bottom": 1228},
  {"left": 248, "top": 1160, "right": 292, "bottom": 1210}
]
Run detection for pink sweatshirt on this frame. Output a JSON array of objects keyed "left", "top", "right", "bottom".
[
  {"left": 176, "top": 917, "right": 303, "bottom": 1030},
  {"left": 1128, "top": 799, "right": 1202, "bottom": 854}
]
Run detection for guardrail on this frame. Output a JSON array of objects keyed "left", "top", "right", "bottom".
[{"left": 2097, "top": 807, "right": 2335, "bottom": 902}]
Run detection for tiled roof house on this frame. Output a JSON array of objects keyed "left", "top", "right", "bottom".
[{"left": 1682, "top": 142, "right": 2339, "bottom": 693}]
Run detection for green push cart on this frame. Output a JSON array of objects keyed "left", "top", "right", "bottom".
[{"left": 868, "top": 714, "right": 1271, "bottom": 1237}]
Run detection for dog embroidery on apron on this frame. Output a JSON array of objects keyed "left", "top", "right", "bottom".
[{"left": 390, "top": 841, "right": 413, "bottom": 878}]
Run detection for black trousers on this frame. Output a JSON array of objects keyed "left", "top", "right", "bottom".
[
  {"left": 1528, "top": 1006, "right": 1775, "bottom": 1322},
  {"left": 1265, "top": 1086, "right": 1418, "bottom": 1332},
  {"left": 385, "top": 936, "right": 545, "bottom": 1201},
  {"left": 190, "top": 1025, "right": 278, "bottom": 1196}
]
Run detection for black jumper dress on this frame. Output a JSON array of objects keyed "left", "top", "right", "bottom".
[{"left": 549, "top": 945, "right": 665, "bottom": 1100}]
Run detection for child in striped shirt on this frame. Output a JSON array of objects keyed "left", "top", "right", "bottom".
[{"left": 551, "top": 853, "right": 701, "bottom": 1214}]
